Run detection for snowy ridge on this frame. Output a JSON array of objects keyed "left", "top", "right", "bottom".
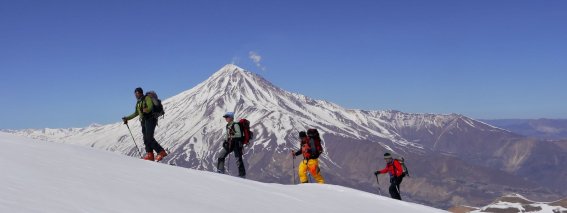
[{"left": 0, "top": 133, "right": 448, "bottom": 213}]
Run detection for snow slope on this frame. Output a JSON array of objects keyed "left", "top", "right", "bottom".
[{"left": 0, "top": 133, "right": 446, "bottom": 213}]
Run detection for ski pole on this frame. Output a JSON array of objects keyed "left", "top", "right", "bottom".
[
  {"left": 375, "top": 174, "right": 383, "bottom": 196},
  {"left": 227, "top": 138, "right": 232, "bottom": 175},
  {"left": 227, "top": 153, "right": 231, "bottom": 174},
  {"left": 292, "top": 155, "right": 296, "bottom": 184},
  {"left": 125, "top": 123, "right": 143, "bottom": 158},
  {"left": 306, "top": 160, "right": 311, "bottom": 183}
]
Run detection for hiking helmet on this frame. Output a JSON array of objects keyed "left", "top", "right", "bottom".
[
  {"left": 299, "top": 131, "right": 307, "bottom": 138},
  {"left": 134, "top": 87, "right": 143, "bottom": 94},
  {"left": 223, "top": 112, "right": 235, "bottom": 118},
  {"left": 384, "top": 152, "right": 392, "bottom": 159}
]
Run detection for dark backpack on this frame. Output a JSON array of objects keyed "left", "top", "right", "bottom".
[
  {"left": 145, "top": 91, "right": 165, "bottom": 118},
  {"left": 304, "top": 129, "right": 323, "bottom": 158},
  {"left": 232, "top": 119, "right": 253, "bottom": 145}
]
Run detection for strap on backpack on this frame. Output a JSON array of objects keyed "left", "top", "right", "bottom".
[{"left": 230, "top": 123, "right": 239, "bottom": 137}]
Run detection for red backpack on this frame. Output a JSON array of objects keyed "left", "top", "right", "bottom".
[
  {"left": 302, "top": 129, "right": 323, "bottom": 159},
  {"left": 235, "top": 119, "right": 253, "bottom": 145}
]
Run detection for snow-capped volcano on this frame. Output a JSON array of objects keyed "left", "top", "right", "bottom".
[
  {"left": 4, "top": 64, "right": 566, "bottom": 209},
  {"left": 159, "top": 63, "right": 418, "bottom": 148}
]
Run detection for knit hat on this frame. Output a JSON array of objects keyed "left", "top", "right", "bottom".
[
  {"left": 384, "top": 152, "right": 392, "bottom": 159},
  {"left": 134, "top": 87, "right": 143, "bottom": 94},
  {"left": 299, "top": 131, "right": 307, "bottom": 138},
  {"left": 222, "top": 112, "right": 235, "bottom": 118}
]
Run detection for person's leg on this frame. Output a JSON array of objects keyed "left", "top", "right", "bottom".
[
  {"left": 140, "top": 120, "right": 154, "bottom": 160},
  {"left": 141, "top": 120, "right": 152, "bottom": 153},
  {"left": 145, "top": 118, "right": 164, "bottom": 153},
  {"left": 233, "top": 140, "right": 246, "bottom": 177},
  {"left": 144, "top": 118, "right": 166, "bottom": 161},
  {"left": 298, "top": 160, "right": 309, "bottom": 183},
  {"left": 308, "top": 159, "right": 325, "bottom": 184},
  {"left": 395, "top": 176, "right": 403, "bottom": 200},
  {"left": 216, "top": 141, "right": 232, "bottom": 173},
  {"left": 389, "top": 178, "right": 401, "bottom": 200}
]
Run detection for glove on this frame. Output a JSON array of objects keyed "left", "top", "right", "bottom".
[
  {"left": 374, "top": 171, "right": 380, "bottom": 176},
  {"left": 122, "top": 117, "right": 128, "bottom": 124}
]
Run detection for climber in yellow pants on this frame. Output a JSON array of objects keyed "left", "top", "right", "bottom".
[{"left": 292, "top": 131, "right": 325, "bottom": 184}]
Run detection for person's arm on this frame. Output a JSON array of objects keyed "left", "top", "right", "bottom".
[
  {"left": 377, "top": 165, "right": 389, "bottom": 175},
  {"left": 294, "top": 148, "right": 302, "bottom": 156},
  {"left": 124, "top": 105, "right": 139, "bottom": 121}
]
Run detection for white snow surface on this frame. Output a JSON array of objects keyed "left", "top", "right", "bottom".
[{"left": 0, "top": 133, "right": 446, "bottom": 213}]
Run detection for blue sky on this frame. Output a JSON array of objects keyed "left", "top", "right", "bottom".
[{"left": 1, "top": 0, "right": 566, "bottom": 129}]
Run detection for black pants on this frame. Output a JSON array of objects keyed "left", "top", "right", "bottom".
[
  {"left": 141, "top": 117, "right": 164, "bottom": 153},
  {"left": 389, "top": 175, "right": 404, "bottom": 200},
  {"left": 217, "top": 139, "right": 246, "bottom": 177}
]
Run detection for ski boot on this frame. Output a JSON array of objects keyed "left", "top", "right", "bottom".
[
  {"left": 143, "top": 152, "right": 155, "bottom": 161},
  {"left": 155, "top": 150, "right": 168, "bottom": 162}
]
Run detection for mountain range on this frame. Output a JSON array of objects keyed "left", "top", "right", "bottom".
[
  {"left": 481, "top": 119, "right": 567, "bottom": 140},
  {"left": 3, "top": 64, "right": 566, "bottom": 209},
  {"left": 449, "top": 193, "right": 567, "bottom": 213}
]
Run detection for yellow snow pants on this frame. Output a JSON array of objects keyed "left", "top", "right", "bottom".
[{"left": 298, "top": 159, "right": 325, "bottom": 184}]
